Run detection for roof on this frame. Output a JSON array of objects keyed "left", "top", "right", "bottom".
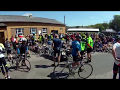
[
  {"left": 0, "top": 15, "right": 65, "bottom": 25},
  {"left": 102, "top": 29, "right": 116, "bottom": 33},
  {"left": 67, "top": 28, "right": 99, "bottom": 32}
]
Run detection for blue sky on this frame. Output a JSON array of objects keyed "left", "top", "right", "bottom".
[{"left": 0, "top": 11, "right": 120, "bottom": 26}]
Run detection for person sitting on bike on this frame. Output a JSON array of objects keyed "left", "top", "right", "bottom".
[
  {"left": 71, "top": 35, "right": 82, "bottom": 67},
  {"left": 19, "top": 40, "right": 28, "bottom": 65},
  {"left": 0, "top": 43, "right": 11, "bottom": 79}
]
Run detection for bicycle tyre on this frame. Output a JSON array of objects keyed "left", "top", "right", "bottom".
[
  {"left": 18, "top": 59, "right": 31, "bottom": 72},
  {"left": 78, "top": 63, "right": 93, "bottom": 79}
]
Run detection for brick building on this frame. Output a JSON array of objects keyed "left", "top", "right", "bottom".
[{"left": 0, "top": 15, "right": 66, "bottom": 44}]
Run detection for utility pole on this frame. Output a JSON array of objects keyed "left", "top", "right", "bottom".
[
  {"left": 64, "top": 15, "right": 65, "bottom": 25},
  {"left": 64, "top": 15, "right": 67, "bottom": 33}
]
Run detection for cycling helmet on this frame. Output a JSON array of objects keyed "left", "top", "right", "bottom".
[{"left": 116, "top": 35, "right": 120, "bottom": 41}]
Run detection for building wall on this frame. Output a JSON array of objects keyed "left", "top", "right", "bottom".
[{"left": 4, "top": 22, "right": 66, "bottom": 41}]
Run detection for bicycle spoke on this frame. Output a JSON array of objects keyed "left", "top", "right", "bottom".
[{"left": 78, "top": 64, "right": 93, "bottom": 79}]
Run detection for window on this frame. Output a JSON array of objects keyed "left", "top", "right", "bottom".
[
  {"left": 42, "top": 28, "right": 47, "bottom": 34},
  {"left": 30, "top": 28, "right": 37, "bottom": 34},
  {"left": 60, "top": 28, "right": 63, "bottom": 31},
  {"left": 16, "top": 28, "right": 24, "bottom": 35}
]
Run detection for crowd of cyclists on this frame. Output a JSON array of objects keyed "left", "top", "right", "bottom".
[{"left": 0, "top": 31, "right": 118, "bottom": 79}]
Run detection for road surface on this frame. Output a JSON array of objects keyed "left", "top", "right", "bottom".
[{"left": 0, "top": 52, "right": 117, "bottom": 79}]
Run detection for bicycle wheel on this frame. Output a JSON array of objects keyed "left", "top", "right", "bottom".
[
  {"left": 19, "top": 59, "right": 31, "bottom": 72},
  {"left": 78, "top": 63, "right": 93, "bottom": 79},
  {"left": 53, "top": 64, "right": 70, "bottom": 79}
]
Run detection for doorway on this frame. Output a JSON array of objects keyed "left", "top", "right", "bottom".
[
  {"left": 0, "top": 32, "right": 5, "bottom": 44},
  {"left": 51, "top": 30, "right": 58, "bottom": 34}
]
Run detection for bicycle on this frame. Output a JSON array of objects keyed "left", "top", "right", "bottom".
[
  {"left": 39, "top": 44, "right": 50, "bottom": 56},
  {"left": 53, "top": 56, "right": 93, "bottom": 79},
  {"left": 15, "top": 53, "right": 31, "bottom": 72},
  {"left": 6, "top": 49, "right": 18, "bottom": 70}
]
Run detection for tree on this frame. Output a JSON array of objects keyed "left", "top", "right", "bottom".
[
  {"left": 86, "top": 23, "right": 109, "bottom": 32},
  {"left": 109, "top": 15, "right": 120, "bottom": 32}
]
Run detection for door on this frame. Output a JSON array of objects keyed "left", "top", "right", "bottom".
[
  {"left": 0, "top": 32, "right": 5, "bottom": 44},
  {"left": 51, "top": 30, "right": 58, "bottom": 34}
]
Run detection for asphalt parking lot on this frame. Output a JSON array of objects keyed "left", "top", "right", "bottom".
[{"left": 0, "top": 52, "right": 117, "bottom": 79}]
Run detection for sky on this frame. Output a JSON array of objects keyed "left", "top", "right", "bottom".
[{"left": 0, "top": 11, "right": 120, "bottom": 26}]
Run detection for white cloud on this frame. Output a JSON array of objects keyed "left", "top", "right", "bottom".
[{"left": 23, "top": 13, "right": 32, "bottom": 16}]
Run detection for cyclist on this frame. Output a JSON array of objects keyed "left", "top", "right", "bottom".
[
  {"left": 0, "top": 43, "right": 11, "bottom": 79},
  {"left": 51, "top": 34, "right": 62, "bottom": 66},
  {"left": 5, "top": 38, "right": 12, "bottom": 61},
  {"left": 38, "top": 34, "right": 44, "bottom": 45},
  {"left": 112, "top": 35, "right": 120, "bottom": 79},
  {"left": 80, "top": 36, "right": 87, "bottom": 60},
  {"left": 19, "top": 40, "right": 28, "bottom": 65},
  {"left": 51, "top": 34, "right": 54, "bottom": 40},
  {"left": 86, "top": 33, "right": 94, "bottom": 63},
  {"left": 71, "top": 36, "right": 81, "bottom": 67},
  {"left": 31, "top": 34, "right": 36, "bottom": 47}
]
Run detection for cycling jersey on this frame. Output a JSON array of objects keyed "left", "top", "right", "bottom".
[
  {"left": 51, "top": 35, "right": 53, "bottom": 40},
  {"left": 47, "top": 35, "right": 51, "bottom": 41},
  {"left": 87, "top": 36, "right": 94, "bottom": 48},
  {"left": 72, "top": 40, "right": 81, "bottom": 56},
  {"left": 0, "top": 43, "right": 5, "bottom": 58},
  {"left": 80, "top": 41, "right": 86, "bottom": 51},
  {"left": 0, "top": 43, "right": 5, "bottom": 49},
  {"left": 39, "top": 36, "right": 42, "bottom": 42},
  {"left": 20, "top": 44, "right": 27, "bottom": 54},
  {"left": 53, "top": 38, "right": 62, "bottom": 50}
]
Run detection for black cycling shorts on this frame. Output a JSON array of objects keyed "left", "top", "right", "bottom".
[
  {"left": 53, "top": 48, "right": 61, "bottom": 57},
  {"left": 0, "top": 57, "right": 7, "bottom": 67},
  {"left": 87, "top": 48, "right": 92, "bottom": 53},
  {"left": 80, "top": 51, "right": 85, "bottom": 56},
  {"left": 113, "top": 63, "right": 120, "bottom": 74}
]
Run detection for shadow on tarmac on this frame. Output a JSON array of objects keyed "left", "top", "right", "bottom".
[
  {"left": 34, "top": 65, "right": 52, "bottom": 68},
  {"left": 47, "top": 71, "right": 68, "bottom": 79}
]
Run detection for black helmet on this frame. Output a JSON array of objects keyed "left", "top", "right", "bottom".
[{"left": 116, "top": 35, "right": 120, "bottom": 41}]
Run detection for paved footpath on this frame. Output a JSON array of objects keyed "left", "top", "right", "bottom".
[{"left": 0, "top": 52, "right": 118, "bottom": 79}]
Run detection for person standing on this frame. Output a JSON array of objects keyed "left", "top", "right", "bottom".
[
  {"left": 112, "top": 36, "right": 120, "bottom": 79},
  {"left": 5, "top": 38, "right": 12, "bottom": 61},
  {"left": 80, "top": 37, "right": 86, "bottom": 59},
  {"left": 38, "top": 34, "right": 42, "bottom": 45},
  {"left": 51, "top": 34, "right": 62, "bottom": 66},
  {"left": 86, "top": 33, "right": 94, "bottom": 63},
  {"left": 0, "top": 43, "right": 11, "bottom": 79},
  {"left": 71, "top": 36, "right": 81, "bottom": 67}
]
